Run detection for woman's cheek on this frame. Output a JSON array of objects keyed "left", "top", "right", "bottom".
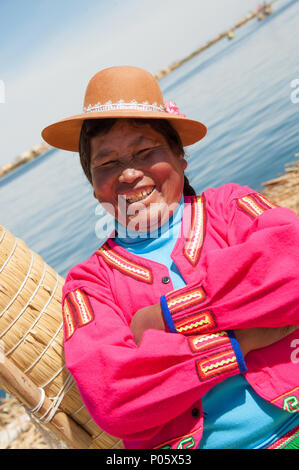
[
  {"left": 92, "top": 168, "right": 114, "bottom": 189},
  {"left": 151, "top": 161, "right": 176, "bottom": 181},
  {"left": 93, "top": 175, "right": 114, "bottom": 203}
]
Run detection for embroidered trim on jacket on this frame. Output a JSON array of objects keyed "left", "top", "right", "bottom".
[
  {"left": 62, "top": 300, "right": 76, "bottom": 341},
  {"left": 154, "top": 426, "right": 202, "bottom": 449},
  {"left": 270, "top": 386, "right": 299, "bottom": 408},
  {"left": 62, "top": 289, "right": 95, "bottom": 341},
  {"left": 195, "top": 349, "right": 238, "bottom": 381},
  {"left": 254, "top": 193, "right": 278, "bottom": 210},
  {"left": 165, "top": 287, "right": 207, "bottom": 315},
  {"left": 282, "top": 395, "right": 299, "bottom": 413},
  {"left": 97, "top": 243, "right": 153, "bottom": 284},
  {"left": 71, "top": 290, "right": 94, "bottom": 326},
  {"left": 174, "top": 310, "right": 216, "bottom": 335},
  {"left": 236, "top": 193, "right": 278, "bottom": 219},
  {"left": 267, "top": 424, "right": 299, "bottom": 449},
  {"left": 183, "top": 195, "right": 206, "bottom": 266},
  {"left": 188, "top": 331, "right": 230, "bottom": 354}
]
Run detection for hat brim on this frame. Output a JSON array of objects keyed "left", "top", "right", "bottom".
[{"left": 41, "top": 110, "right": 207, "bottom": 152}]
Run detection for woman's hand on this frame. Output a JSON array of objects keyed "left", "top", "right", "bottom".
[
  {"left": 234, "top": 325, "right": 299, "bottom": 357},
  {"left": 130, "top": 303, "right": 165, "bottom": 345}
]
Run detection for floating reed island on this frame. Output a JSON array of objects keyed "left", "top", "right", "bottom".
[
  {"left": 0, "top": 155, "right": 298, "bottom": 449},
  {"left": 262, "top": 156, "right": 299, "bottom": 216},
  {"left": 0, "top": 143, "right": 52, "bottom": 180},
  {"left": 153, "top": 1, "right": 277, "bottom": 80}
]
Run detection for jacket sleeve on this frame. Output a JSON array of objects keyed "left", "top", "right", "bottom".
[
  {"left": 62, "top": 257, "right": 246, "bottom": 442},
  {"left": 161, "top": 184, "right": 299, "bottom": 334}
]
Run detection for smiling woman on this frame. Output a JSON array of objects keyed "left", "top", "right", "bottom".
[
  {"left": 81, "top": 118, "right": 190, "bottom": 231},
  {"left": 41, "top": 65, "right": 299, "bottom": 450}
]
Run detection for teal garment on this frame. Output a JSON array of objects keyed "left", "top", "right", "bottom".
[
  {"left": 198, "top": 375, "right": 299, "bottom": 449},
  {"left": 115, "top": 196, "right": 299, "bottom": 449},
  {"left": 116, "top": 195, "right": 186, "bottom": 289}
]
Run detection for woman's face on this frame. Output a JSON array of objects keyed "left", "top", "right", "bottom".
[{"left": 90, "top": 120, "right": 187, "bottom": 232}]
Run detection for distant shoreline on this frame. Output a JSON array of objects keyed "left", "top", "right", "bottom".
[
  {"left": 0, "top": 143, "right": 52, "bottom": 180},
  {"left": 153, "top": 1, "right": 278, "bottom": 80}
]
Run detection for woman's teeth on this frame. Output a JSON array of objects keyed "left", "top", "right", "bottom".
[{"left": 126, "top": 187, "right": 155, "bottom": 204}]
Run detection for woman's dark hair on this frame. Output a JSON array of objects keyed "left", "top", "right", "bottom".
[{"left": 79, "top": 118, "right": 196, "bottom": 196}]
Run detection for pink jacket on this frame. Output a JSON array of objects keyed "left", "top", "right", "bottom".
[{"left": 62, "top": 183, "right": 299, "bottom": 449}]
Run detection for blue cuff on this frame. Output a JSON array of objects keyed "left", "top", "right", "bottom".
[
  {"left": 160, "top": 295, "right": 177, "bottom": 333},
  {"left": 227, "top": 330, "right": 247, "bottom": 374}
]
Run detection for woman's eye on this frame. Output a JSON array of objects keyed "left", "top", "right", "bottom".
[
  {"left": 92, "top": 161, "right": 117, "bottom": 173},
  {"left": 138, "top": 147, "right": 162, "bottom": 159},
  {"left": 100, "top": 160, "right": 118, "bottom": 168}
]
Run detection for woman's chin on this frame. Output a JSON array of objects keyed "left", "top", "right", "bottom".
[{"left": 125, "top": 205, "right": 173, "bottom": 234}]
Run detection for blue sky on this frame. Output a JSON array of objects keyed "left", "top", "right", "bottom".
[
  {"left": 0, "top": 0, "right": 265, "bottom": 165},
  {"left": 0, "top": 0, "right": 120, "bottom": 79}
]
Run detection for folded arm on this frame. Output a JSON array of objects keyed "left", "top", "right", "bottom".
[
  {"left": 161, "top": 189, "right": 299, "bottom": 334},
  {"left": 62, "top": 268, "right": 246, "bottom": 442}
]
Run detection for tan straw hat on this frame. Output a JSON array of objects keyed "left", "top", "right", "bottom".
[{"left": 41, "top": 65, "right": 207, "bottom": 152}]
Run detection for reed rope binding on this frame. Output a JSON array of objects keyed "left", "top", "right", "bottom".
[
  {"left": 0, "top": 259, "right": 47, "bottom": 335},
  {"left": 0, "top": 237, "right": 76, "bottom": 424},
  {"left": 25, "top": 377, "right": 76, "bottom": 426}
]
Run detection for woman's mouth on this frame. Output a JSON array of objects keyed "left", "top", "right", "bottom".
[{"left": 125, "top": 186, "right": 155, "bottom": 204}]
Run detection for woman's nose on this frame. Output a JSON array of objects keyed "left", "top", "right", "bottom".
[{"left": 118, "top": 167, "right": 144, "bottom": 183}]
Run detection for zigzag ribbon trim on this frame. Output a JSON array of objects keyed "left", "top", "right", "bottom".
[
  {"left": 166, "top": 287, "right": 207, "bottom": 315},
  {"left": 203, "top": 357, "right": 236, "bottom": 372},
  {"left": 189, "top": 331, "right": 230, "bottom": 353},
  {"left": 196, "top": 349, "right": 238, "bottom": 381},
  {"left": 178, "top": 319, "right": 209, "bottom": 332},
  {"left": 184, "top": 195, "right": 206, "bottom": 266},
  {"left": 97, "top": 243, "right": 153, "bottom": 284},
  {"left": 174, "top": 309, "right": 216, "bottom": 335},
  {"left": 194, "top": 332, "right": 227, "bottom": 343}
]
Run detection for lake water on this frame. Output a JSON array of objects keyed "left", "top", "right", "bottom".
[{"left": 0, "top": 0, "right": 298, "bottom": 280}]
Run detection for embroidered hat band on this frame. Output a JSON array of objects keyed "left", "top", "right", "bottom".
[
  {"left": 41, "top": 65, "right": 207, "bottom": 151},
  {"left": 83, "top": 100, "right": 166, "bottom": 114}
]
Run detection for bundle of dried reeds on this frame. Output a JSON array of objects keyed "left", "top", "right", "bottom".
[
  {"left": 0, "top": 395, "right": 50, "bottom": 449},
  {"left": 262, "top": 158, "right": 299, "bottom": 216},
  {"left": 0, "top": 225, "right": 123, "bottom": 449}
]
